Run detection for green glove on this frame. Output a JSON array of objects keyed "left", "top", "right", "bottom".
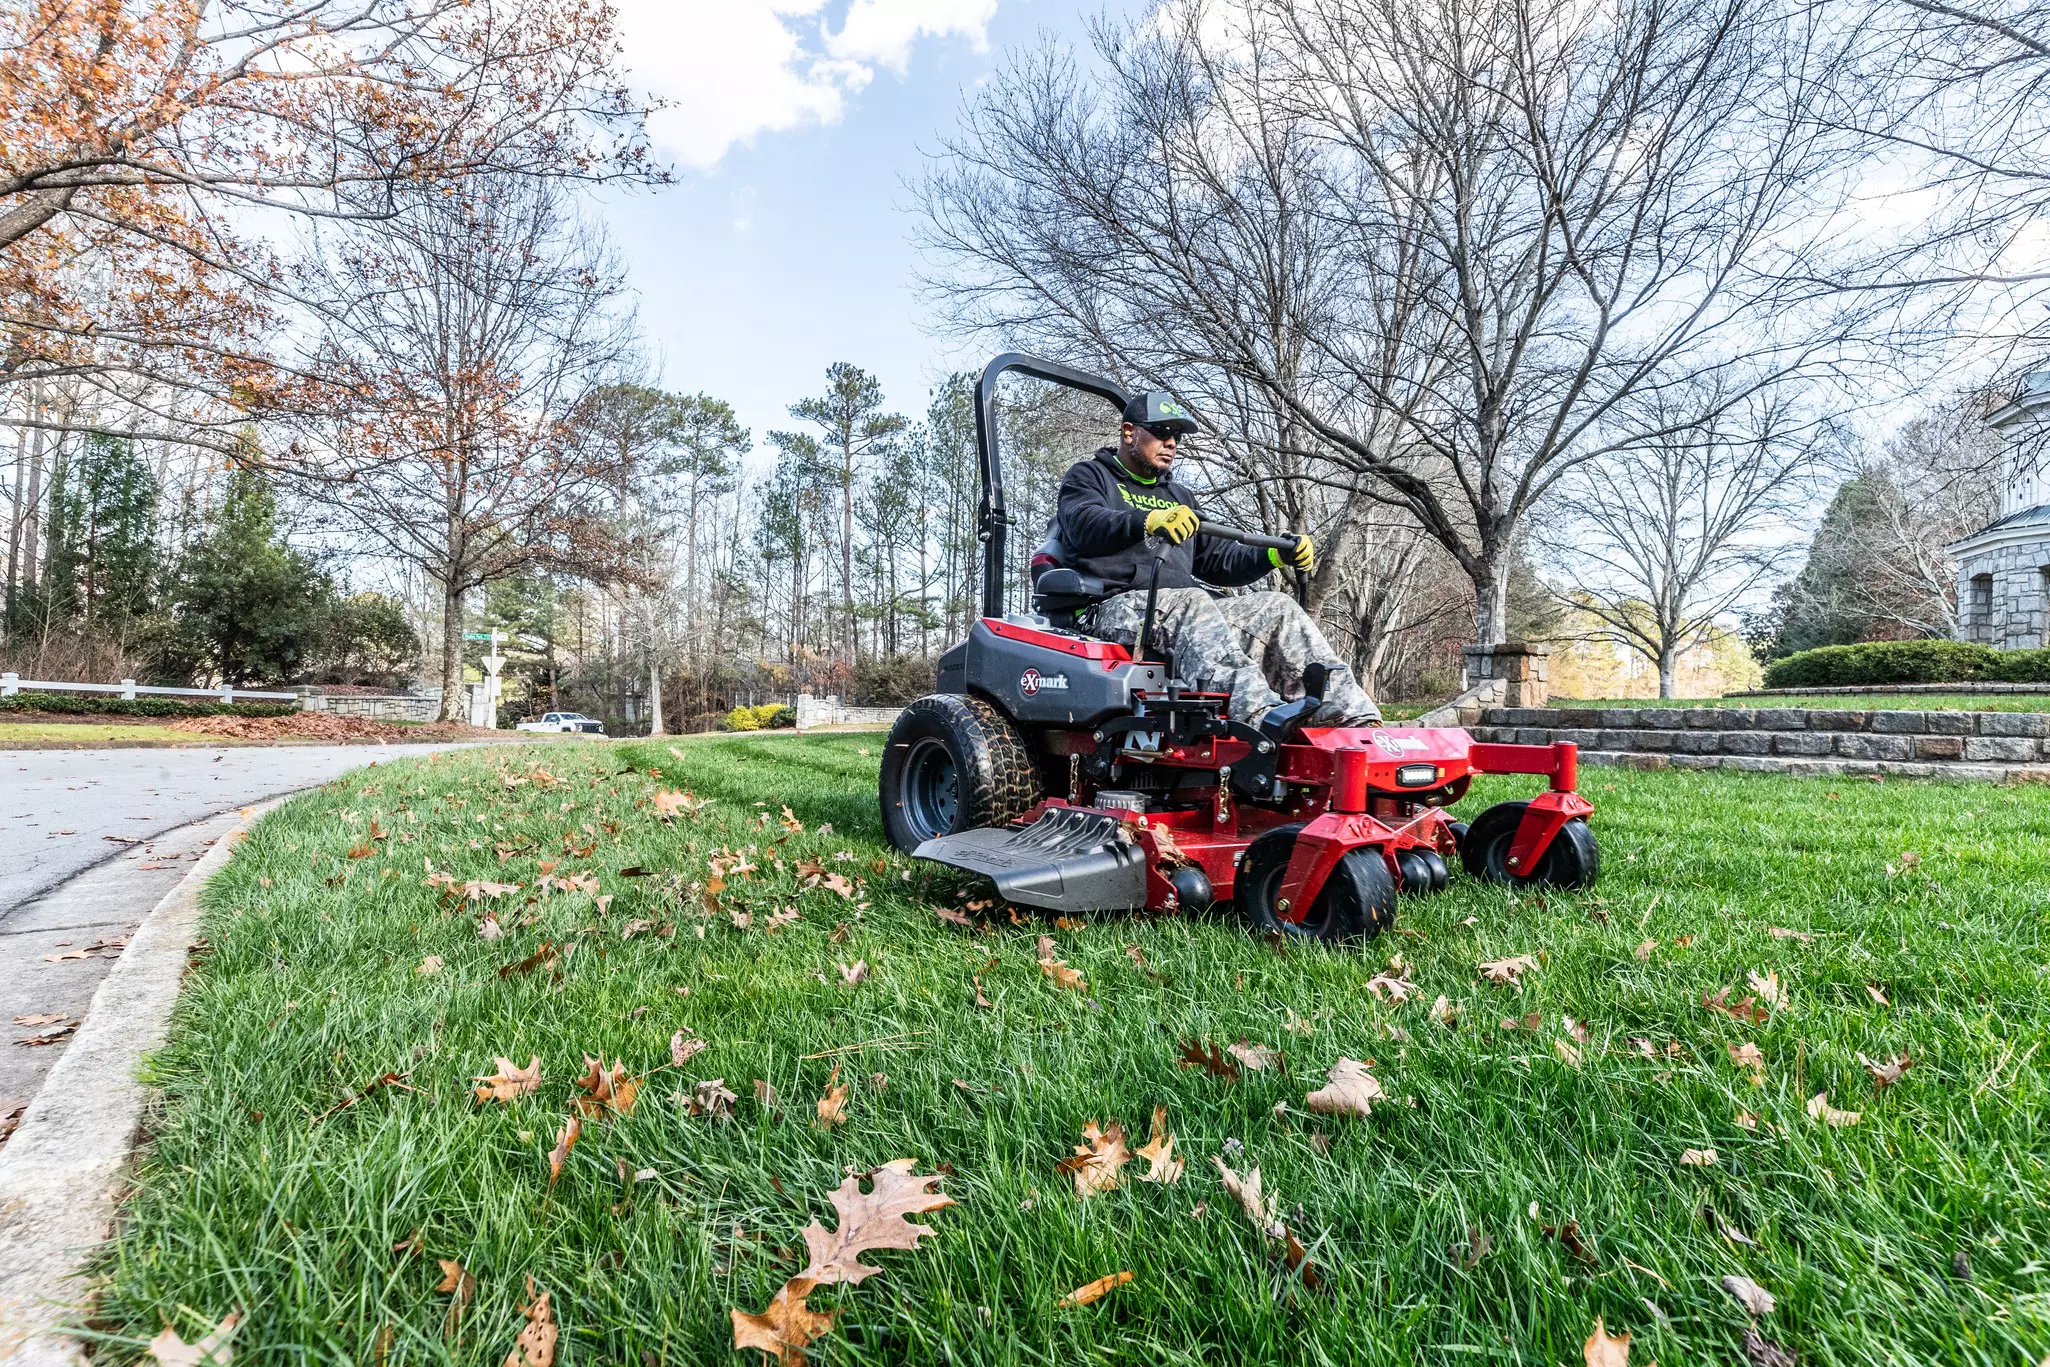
[
  {"left": 1144, "top": 505, "right": 1199, "bottom": 544},
  {"left": 1268, "top": 534, "right": 1315, "bottom": 572}
]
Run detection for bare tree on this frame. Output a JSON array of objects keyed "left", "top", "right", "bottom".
[
  {"left": 286, "top": 174, "right": 635, "bottom": 719},
  {"left": 921, "top": 0, "right": 1879, "bottom": 643},
  {"left": 1540, "top": 389, "right": 1825, "bottom": 695}
]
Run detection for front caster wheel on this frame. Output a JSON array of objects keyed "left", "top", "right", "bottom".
[
  {"left": 1459, "top": 800, "right": 1600, "bottom": 889},
  {"left": 1234, "top": 824, "right": 1396, "bottom": 943}
]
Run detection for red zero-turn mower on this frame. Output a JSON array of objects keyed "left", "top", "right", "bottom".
[{"left": 879, "top": 354, "right": 1598, "bottom": 940}]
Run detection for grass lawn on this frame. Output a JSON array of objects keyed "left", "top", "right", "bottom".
[
  {"left": 90, "top": 737, "right": 2050, "bottom": 1365},
  {"left": 0, "top": 721, "right": 253, "bottom": 746},
  {"left": 1553, "top": 695, "right": 2050, "bottom": 713}
]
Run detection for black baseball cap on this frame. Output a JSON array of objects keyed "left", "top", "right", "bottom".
[{"left": 1121, "top": 391, "right": 1200, "bottom": 436}]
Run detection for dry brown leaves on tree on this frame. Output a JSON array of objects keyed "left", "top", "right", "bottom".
[
  {"left": 147, "top": 1312, "right": 240, "bottom": 1366},
  {"left": 1057, "top": 1119, "right": 1131, "bottom": 1198},
  {"left": 732, "top": 1161, "right": 954, "bottom": 1364},
  {"left": 473, "top": 1057, "right": 542, "bottom": 1105}
]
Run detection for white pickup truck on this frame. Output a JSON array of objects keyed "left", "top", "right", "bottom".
[{"left": 515, "top": 711, "right": 604, "bottom": 735}]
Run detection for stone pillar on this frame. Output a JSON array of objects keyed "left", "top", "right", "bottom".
[{"left": 1462, "top": 642, "right": 1551, "bottom": 708}]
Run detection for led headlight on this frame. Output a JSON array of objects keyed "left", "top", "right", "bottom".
[{"left": 1394, "top": 763, "right": 1439, "bottom": 788}]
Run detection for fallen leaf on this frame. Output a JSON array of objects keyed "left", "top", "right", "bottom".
[
  {"left": 817, "top": 1065, "right": 850, "bottom": 1129},
  {"left": 1365, "top": 970, "right": 1419, "bottom": 1003},
  {"left": 672, "top": 1032, "right": 707, "bottom": 1068},
  {"left": 1728, "top": 1042, "right": 1766, "bottom": 1083},
  {"left": 1742, "top": 1326, "right": 1798, "bottom": 1367},
  {"left": 1054, "top": 1270, "right": 1132, "bottom": 1308},
  {"left": 1227, "top": 1040, "right": 1283, "bottom": 1072},
  {"left": 1037, "top": 955, "right": 1087, "bottom": 991},
  {"left": 972, "top": 977, "right": 992, "bottom": 1009},
  {"left": 1864, "top": 982, "right": 1890, "bottom": 1006},
  {"left": 1703, "top": 987, "right": 1768, "bottom": 1024},
  {"left": 1054, "top": 916, "right": 1087, "bottom": 930},
  {"left": 1479, "top": 954, "right": 1538, "bottom": 988},
  {"left": 12, "top": 1013, "right": 66, "bottom": 1027},
  {"left": 1806, "top": 1091, "right": 1860, "bottom": 1126},
  {"left": 1057, "top": 1119, "right": 1131, "bottom": 1197},
  {"left": 1747, "top": 969, "right": 1787, "bottom": 1010},
  {"left": 1703, "top": 1204, "right": 1758, "bottom": 1245},
  {"left": 498, "top": 943, "right": 559, "bottom": 979},
  {"left": 1680, "top": 1148, "right": 1718, "bottom": 1166},
  {"left": 437, "top": 1259, "right": 478, "bottom": 1338},
  {"left": 573, "top": 1057, "right": 639, "bottom": 1118},
  {"left": 416, "top": 956, "right": 444, "bottom": 976},
  {"left": 1545, "top": 1218, "right": 1596, "bottom": 1264},
  {"left": 933, "top": 906, "right": 973, "bottom": 928},
  {"left": 1305, "top": 1058, "right": 1383, "bottom": 1118},
  {"left": 820, "top": 872, "right": 858, "bottom": 900},
  {"left": 1562, "top": 1016, "right": 1591, "bottom": 1043},
  {"left": 1502, "top": 1013, "right": 1544, "bottom": 1032},
  {"left": 503, "top": 1283, "right": 556, "bottom": 1367},
  {"left": 1633, "top": 939, "right": 1657, "bottom": 961},
  {"left": 780, "top": 805, "right": 804, "bottom": 832},
  {"left": 1281, "top": 1007, "right": 1316, "bottom": 1035},
  {"left": 1429, "top": 995, "right": 1460, "bottom": 1027},
  {"left": 1672, "top": 934, "right": 1694, "bottom": 947},
  {"left": 473, "top": 1056, "right": 543, "bottom": 1104},
  {"left": 1583, "top": 1318, "right": 1631, "bottom": 1367},
  {"left": 690, "top": 1078, "right": 739, "bottom": 1120},
  {"left": 1860, "top": 1051, "right": 1913, "bottom": 1088},
  {"left": 1766, "top": 927, "right": 1814, "bottom": 944},
  {"left": 1455, "top": 1225, "right": 1493, "bottom": 1270},
  {"left": 547, "top": 1116, "right": 580, "bottom": 1185},
  {"left": 1134, "top": 1106, "right": 1185, "bottom": 1184},
  {"left": 147, "top": 1312, "right": 241, "bottom": 1366},
  {"left": 1735, "top": 1111, "right": 1760, "bottom": 1130},
  {"left": 14, "top": 1021, "right": 77, "bottom": 1046},
  {"left": 1210, "top": 1156, "right": 1285, "bottom": 1238},
  {"left": 732, "top": 1283, "right": 834, "bottom": 1364},
  {"left": 654, "top": 790, "right": 710, "bottom": 820},
  {"left": 1554, "top": 1039, "right": 1583, "bottom": 1068},
  {"left": 755, "top": 1079, "right": 780, "bottom": 1111},
  {"left": 838, "top": 961, "right": 869, "bottom": 988},
  {"left": 1175, "top": 1038, "right": 1241, "bottom": 1082},
  {"left": 477, "top": 917, "right": 504, "bottom": 941},
  {"left": 1722, "top": 1273, "right": 1775, "bottom": 1316}
]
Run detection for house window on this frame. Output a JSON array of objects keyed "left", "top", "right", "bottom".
[{"left": 1970, "top": 574, "right": 1994, "bottom": 642}]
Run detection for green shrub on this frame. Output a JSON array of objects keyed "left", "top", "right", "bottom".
[
  {"left": 1761, "top": 640, "right": 2050, "bottom": 689},
  {"left": 718, "top": 702, "right": 795, "bottom": 732},
  {"left": 0, "top": 691, "right": 297, "bottom": 719}
]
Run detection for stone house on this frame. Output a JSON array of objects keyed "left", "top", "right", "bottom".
[{"left": 1950, "top": 372, "right": 2050, "bottom": 647}]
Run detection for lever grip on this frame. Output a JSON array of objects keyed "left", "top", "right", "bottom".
[{"left": 1196, "top": 521, "right": 1306, "bottom": 554}]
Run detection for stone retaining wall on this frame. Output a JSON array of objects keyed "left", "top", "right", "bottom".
[{"left": 1471, "top": 706, "right": 2050, "bottom": 782}]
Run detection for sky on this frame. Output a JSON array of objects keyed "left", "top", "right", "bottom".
[{"left": 598, "top": 0, "right": 1141, "bottom": 467}]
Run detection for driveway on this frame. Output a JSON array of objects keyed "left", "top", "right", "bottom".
[{"left": 0, "top": 742, "right": 490, "bottom": 920}]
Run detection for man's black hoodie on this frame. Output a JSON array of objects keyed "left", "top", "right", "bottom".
[{"left": 1054, "top": 447, "right": 1272, "bottom": 594}]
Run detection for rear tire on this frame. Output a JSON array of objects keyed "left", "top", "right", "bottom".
[
  {"left": 1459, "top": 800, "right": 1600, "bottom": 889},
  {"left": 880, "top": 694, "right": 1045, "bottom": 853},
  {"left": 1234, "top": 824, "right": 1396, "bottom": 943}
]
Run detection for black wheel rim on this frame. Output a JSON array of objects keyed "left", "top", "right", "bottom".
[{"left": 900, "top": 737, "right": 959, "bottom": 842}]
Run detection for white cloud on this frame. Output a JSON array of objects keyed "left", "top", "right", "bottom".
[{"left": 615, "top": 0, "right": 999, "bottom": 170}]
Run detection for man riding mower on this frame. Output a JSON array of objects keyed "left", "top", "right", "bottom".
[{"left": 879, "top": 354, "right": 1598, "bottom": 943}]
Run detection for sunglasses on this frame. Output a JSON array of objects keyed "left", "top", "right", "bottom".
[{"left": 1137, "top": 422, "right": 1189, "bottom": 442}]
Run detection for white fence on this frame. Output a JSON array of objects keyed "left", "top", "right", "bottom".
[{"left": 0, "top": 674, "right": 296, "bottom": 704}]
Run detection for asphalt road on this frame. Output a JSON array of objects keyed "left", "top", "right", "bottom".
[{"left": 0, "top": 743, "right": 480, "bottom": 920}]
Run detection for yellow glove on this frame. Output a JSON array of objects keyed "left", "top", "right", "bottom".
[
  {"left": 1144, "top": 505, "right": 1200, "bottom": 544},
  {"left": 1269, "top": 534, "right": 1315, "bottom": 572}
]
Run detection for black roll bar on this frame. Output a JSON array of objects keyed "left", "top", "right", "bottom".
[{"left": 973, "top": 353, "right": 1130, "bottom": 620}]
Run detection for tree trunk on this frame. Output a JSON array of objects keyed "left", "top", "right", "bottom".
[
  {"left": 840, "top": 455, "right": 855, "bottom": 666},
  {"left": 1658, "top": 647, "right": 1677, "bottom": 700},
  {"left": 1471, "top": 556, "right": 1510, "bottom": 647},
  {"left": 648, "top": 658, "right": 666, "bottom": 735},
  {"left": 439, "top": 581, "right": 465, "bottom": 722}
]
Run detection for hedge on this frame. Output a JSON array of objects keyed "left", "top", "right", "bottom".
[
  {"left": 1762, "top": 640, "right": 2050, "bottom": 689},
  {"left": 0, "top": 691, "right": 299, "bottom": 719},
  {"left": 719, "top": 703, "right": 796, "bottom": 732}
]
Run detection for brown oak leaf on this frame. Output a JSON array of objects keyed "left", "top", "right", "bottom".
[
  {"left": 1807, "top": 1091, "right": 1860, "bottom": 1126},
  {"left": 1054, "top": 1269, "right": 1133, "bottom": 1308},
  {"left": 436, "top": 1259, "right": 477, "bottom": 1338},
  {"left": 1057, "top": 1119, "right": 1131, "bottom": 1197},
  {"left": 672, "top": 1031, "right": 707, "bottom": 1068},
  {"left": 1305, "top": 1058, "right": 1383, "bottom": 1118},
  {"left": 1175, "top": 1037, "right": 1241, "bottom": 1081},
  {"left": 816, "top": 1064, "right": 850, "bottom": 1129},
  {"left": 546, "top": 1116, "right": 580, "bottom": 1185},
  {"left": 1227, "top": 1040, "right": 1283, "bottom": 1072},
  {"left": 1583, "top": 1318, "right": 1631, "bottom": 1367},
  {"left": 503, "top": 1282, "right": 556, "bottom": 1367},
  {"left": 1134, "top": 1106, "right": 1185, "bottom": 1184},
  {"left": 1479, "top": 954, "right": 1538, "bottom": 988},
  {"left": 147, "top": 1312, "right": 241, "bottom": 1366},
  {"left": 1860, "top": 1051, "right": 1913, "bottom": 1088},
  {"left": 472, "top": 1056, "right": 542, "bottom": 1105},
  {"left": 573, "top": 1057, "right": 638, "bottom": 1118}
]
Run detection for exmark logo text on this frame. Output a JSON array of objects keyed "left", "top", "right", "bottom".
[{"left": 1019, "top": 668, "right": 1070, "bottom": 695}]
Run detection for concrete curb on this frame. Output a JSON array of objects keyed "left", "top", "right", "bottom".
[{"left": 0, "top": 801, "right": 275, "bottom": 1365}]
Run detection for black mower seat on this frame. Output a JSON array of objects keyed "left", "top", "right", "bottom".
[{"left": 1031, "top": 566, "right": 1112, "bottom": 624}]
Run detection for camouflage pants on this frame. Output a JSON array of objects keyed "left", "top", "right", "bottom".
[{"left": 1088, "top": 588, "right": 1382, "bottom": 726}]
